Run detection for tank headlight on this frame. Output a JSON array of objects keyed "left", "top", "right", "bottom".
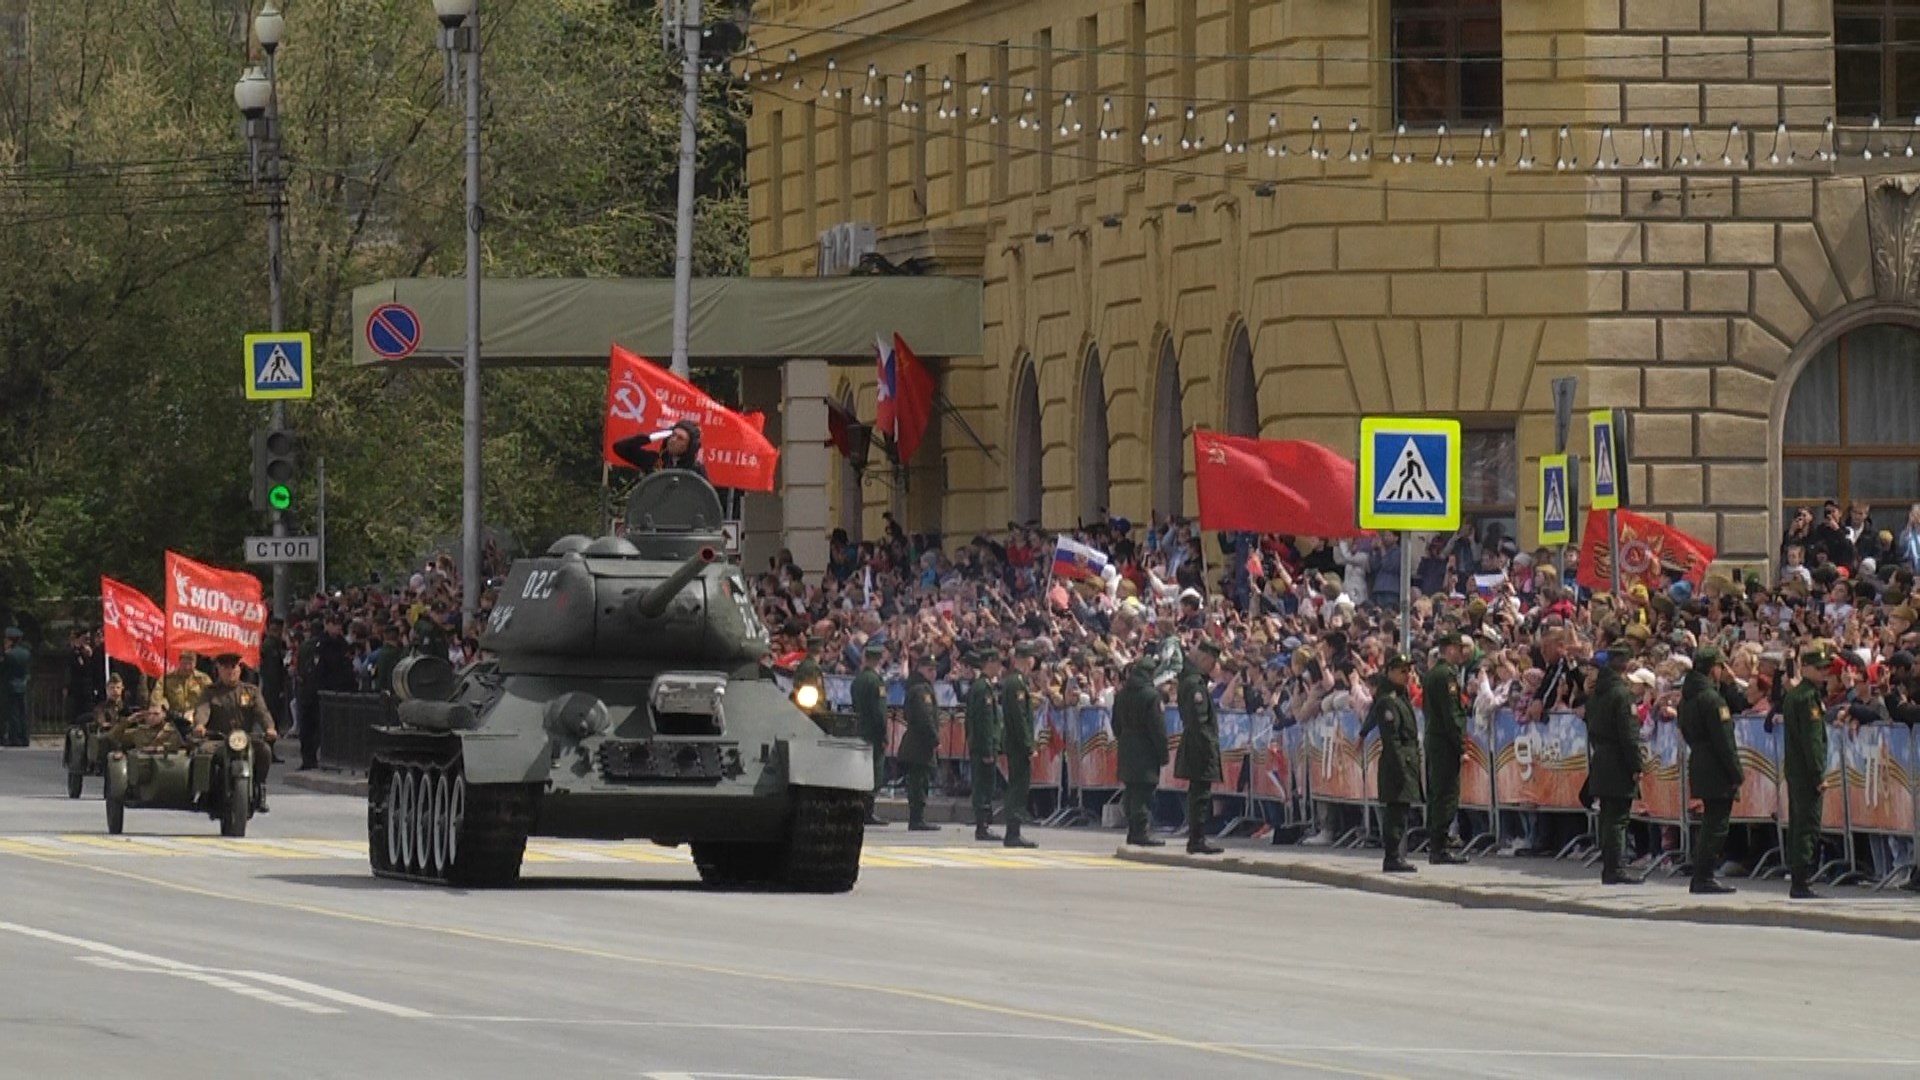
[
  {"left": 793, "top": 684, "right": 822, "bottom": 712},
  {"left": 226, "top": 731, "right": 250, "bottom": 754}
]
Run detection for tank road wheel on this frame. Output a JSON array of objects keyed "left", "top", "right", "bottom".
[
  {"left": 445, "top": 771, "right": 465, "bottom": 869},
  {"left": 443, "top": 763, "right": 534, "bottom": 889},
  {"left": 430, "top": 771, "right": 451, "bottom": 875},
  {"left": 393, "top": 769, "right": 414, "bottom": 871},
  {"left": 412, "top": 768, "right": 436, "bottom": 874},
  {"left": 221, "top": 769, "right": 251, "bottom": 838},
  {"left": 776, "top": 787, "right": 866, "bottom": 894}
]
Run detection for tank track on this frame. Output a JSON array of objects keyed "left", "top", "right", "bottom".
[
  {"left": 687, "top": 788, "right": 865, "bottom": 893},
  {"left": 368, "top": 742, "right": 538, "bottom": 888}
]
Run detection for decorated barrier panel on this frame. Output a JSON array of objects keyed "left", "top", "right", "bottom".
[
  {"left": 1633, "top": 717, "right": 1685, "bottom": 823},
  {"left": 1305, "top": 709, "right": 1368, "bottom": 803},
  {"left": 1731, "top": 715, "right": 1782, "bottom": 823},
  {"left": 1071, "top": 706, "right": 1120, "bottom": 789},
  {"left": 1460, "top": 712, "right": 1496, "bottom": 812}
]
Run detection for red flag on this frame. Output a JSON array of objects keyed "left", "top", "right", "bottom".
[
  {"left": 603, "top": 345, "right": 780, "bottom": 492},
  {"left": 1576, "top": 508, "right": 1716, "bottom": 593},
  {"left": 1192, "top": 429, "right": 1369, "bottom": 539},
  {"left": 873, "top": 335, "right": 896, "bottom": 440},
  {"left": 101, "top": 576, "right": 168, "bottom": 679},
  {"left": 890, "top": 334, "right": 936, "bottom": 463},
  {"left": 163, "top": 553, "right": 267, "bottom": 667},
  {"left": 825, "top": 398, "right": 856, "bottom": 456}
]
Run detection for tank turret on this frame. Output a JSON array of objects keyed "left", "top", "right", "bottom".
[{"left": 369, "top": 468, "right": 871, "bottom": 894}]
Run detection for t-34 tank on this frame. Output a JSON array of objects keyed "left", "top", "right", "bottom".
[{"left": 366, "top": 470, "right": 872, "bottom": 890}]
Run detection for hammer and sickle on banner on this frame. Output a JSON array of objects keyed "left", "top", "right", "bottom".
[
  {"left": 610, "top": 382, "right": 650, "bottom": 423},
  {"left": 1206, "top": 445, "right": 1227, "bottom": 465}
]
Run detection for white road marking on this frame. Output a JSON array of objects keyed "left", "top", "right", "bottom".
[{"left": 0, "top": 920, "right": 428, "bottom": 1020}]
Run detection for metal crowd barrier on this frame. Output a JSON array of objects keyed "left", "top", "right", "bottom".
[{"left": 315, "top": 691, "right": 392, "bottom": 772}]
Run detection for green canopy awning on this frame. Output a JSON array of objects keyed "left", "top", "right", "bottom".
[{"left": 350, "top": 276, "right": 984, "bottom": 367}]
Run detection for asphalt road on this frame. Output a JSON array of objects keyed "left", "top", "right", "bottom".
[{"left": 2, "top": 747, "right": 1915, "bottom": 1080}]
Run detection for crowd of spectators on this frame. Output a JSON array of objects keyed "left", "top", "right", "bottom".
[{"left": 751, "top": 500, "right": 1920, "bottom": 877}]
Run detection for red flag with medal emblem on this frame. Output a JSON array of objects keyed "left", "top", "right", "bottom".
[
  {"left": 101, "top": 576, "right": 168, "bottom": 678},
  {"left": 603, "top": 345, "right": 779, "bottom": 492},
  {"left": 1576, "top": 508, "right": 1715, "bottom": 593}
]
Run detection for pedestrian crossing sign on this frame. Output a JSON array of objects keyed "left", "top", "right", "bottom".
[
  {"left": 244, "top": 332, "right": 313, "bottom": 401},
  {"left": 1358, "top": 416, "right": 1461, "bottom": 531},
  {"left": 1588, "top": 409, "right": 1620, "bottom": 510},
  {"left": 1539, "top": 454, "right": 1572, "bottom": 546}
]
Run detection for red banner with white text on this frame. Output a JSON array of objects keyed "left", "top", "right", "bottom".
[
  {"left": 101, "top": 577, "right": 168, "bottom": 679},
  {"left": 164, "top": 553, "right": 267, "bottom": 667}
]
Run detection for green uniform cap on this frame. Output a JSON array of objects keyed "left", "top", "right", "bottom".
[
  {"left": 1197, "top": 640, "right": 1224, "bottom": 659},
  {"left": 1434, "top": 631, "right": 1466, "bottom": 648},
  {"left": 863, "top": 641, "right": 886, "bottom": 658},
  {"left": 1692, "top": 646, "right": 1724, "bottom": 669},
  {"left": 1800, "top": 644, "right": 1835, "bottom": 668},
  {"left": 1386, "top": 652, "right": 1413, "bottom": 670}
]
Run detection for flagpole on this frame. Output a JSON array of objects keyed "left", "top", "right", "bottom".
[
  {"left": 1608, "top": 510, "right": 1622, "bottom": 598},
  {"left": 1401, "top": 531, "right": 1414, "bottom": 655}
]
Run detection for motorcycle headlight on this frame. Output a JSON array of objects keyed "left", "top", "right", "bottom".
[
  {"left": 226, "top": 730, "right": 250, "bottom": 754},
  {"left": 793, "top": 684, "right": 822, "bottom": 712}
]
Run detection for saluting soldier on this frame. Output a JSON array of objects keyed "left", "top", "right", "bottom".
[
  {"left": 1783, "top": 643, "right": 1836, "bottom": 900},
  {"left": 1586, "top": 644, "right": 1645, "bottom": 885},
  {"left": 1362, "top": 653, "right": 1423, "bottom": 873},
  {"left": 850, "top": 641, "right": 889, "bottom": 827},
  {"left": 1679, "top": 646, "right": 1744, "bottom": 895},
  {"left": 108, "top": 703, "right": 186, "bottom": 755},
  {"left": 1421, "top": 632, "right": 1471, "bottom": 864},
  {"left": 192, "top": 653, "right": 279, "bottom": 812},
  {"left": 1174, "top": 641, "right": 1224, "bottom": 856},
  {"left": 964, "top": 648, "right": 1005, "bottom": 842},
  {"left": 999, "top": 643, "right": 1040, "bottom": 849},
  {"left": 1114, "top": 655, "right": 1169, "bottom": 847},
  {"left": 898, "top": 654, "right": 942, "bottom": 832}
]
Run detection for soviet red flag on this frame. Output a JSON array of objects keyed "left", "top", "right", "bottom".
[
  {"left": 1193, "top": 429, "right": 1368, "bottom": 538},
  {"left": 101, "top": 576, "right": 168, "bottom": 678},
  {"left": 603, "top": 345, "right": 779, "bottom": 492}
]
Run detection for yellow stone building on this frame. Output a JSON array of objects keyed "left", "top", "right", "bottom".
[{"left": 749, "top": 0, "right": 1920, "bottom": 572}]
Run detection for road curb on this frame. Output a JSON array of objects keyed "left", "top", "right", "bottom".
[
  {"left": 1113, "top": 848, "right": 1920, "bottom": 941},
  {"left": 283, "top": 771, "right": 369, "bottom": 798}
]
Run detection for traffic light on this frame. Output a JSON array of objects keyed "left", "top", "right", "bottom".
[{"left": 252, "top": 429, "right": 299, "bottom": 513}]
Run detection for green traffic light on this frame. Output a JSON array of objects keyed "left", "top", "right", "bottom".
[{"left": 269, "top": 485, "right": 292, "bottom": 511}]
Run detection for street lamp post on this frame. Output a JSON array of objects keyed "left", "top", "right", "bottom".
[
  {"left": 236, "top": 1, "right": 288, "bottom": 620},
  {"left": 434, "top": 0, "right": 484, "bottom": 623}
]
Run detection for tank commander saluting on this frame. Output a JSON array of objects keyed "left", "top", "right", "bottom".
[
  {"left": 613, "top": 419, "right": 708, "bottom": 479},
  {"left": 193, "top": 652, "right": 279, "bottom": 812}
]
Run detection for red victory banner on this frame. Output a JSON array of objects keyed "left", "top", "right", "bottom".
[
  {"left": 101, "top": 576, "right": 168, "bottom": 678},
  {"left": 1577, "top": 508, "right": 1716, "bottom": 593},
  {"left": 164, "top": 552, "right": 268, "bottom": 667},
  {"left": 603, "top": 345, "right": 780, "bottom": 492},
  {"left": 1193, "top": 429, "right": 1368, "bottom": 538}
]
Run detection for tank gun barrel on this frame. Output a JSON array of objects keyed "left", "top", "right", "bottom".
[{"left": 633, "top": 547, "right": 717, "bottom": 618}]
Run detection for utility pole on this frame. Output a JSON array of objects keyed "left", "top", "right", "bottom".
[
  {"left": 669, "top": 0, "right": 702, "bottom": 380},
  {"left": 436, "top": 0, "right": 486, "bottom": 622},
  {"left": 266, "top": 47, "right": 288, "bottom": 621}
]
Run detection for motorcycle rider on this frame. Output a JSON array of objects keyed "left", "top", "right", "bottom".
[{"left": 192, "top": 653, "right": 279, "bottom": 812}]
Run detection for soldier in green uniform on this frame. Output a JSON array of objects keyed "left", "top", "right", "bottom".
[
  {"left": 191, "top": 653, "right": 279, "bottom": 812},
  {"left": 850, "top": 642, "right": 889, "bottom": 826},
  {"left": 3, "top": 626, "right": 31, "bottom": 747},
  {"left": 898, "top": 654, "right": 942, "bottom": 832},
  {"left": 1362, "top": 653, "right": 1423, "bottom": 872},
  {"left": 108, "top": 702, "right": 187, "bottom": 755},
  {"left": 1114, "top": 654, "right": 1168, "bottom": 846},
  {"left": 1678, "top": 646, "right": 1744, "bottom": 895},
  {"left": 1421, "top": 632, "right": 1471, "bottom": 864},
  {"left": 150, "top": 650, "right": 211, "bottom": 739},
  {"left": 999, "top": 643, "right": 1039, "bottom": 849},
  {"left": 1174, "top": 641, "right": 1224, "bottom": 856},
  {"left": 1782, "top": 643, "right": 1835, "bottom": 899},
  {"left": 1585, "top": 644, "right": 1645, "bottom": 884},
  {"left": 964, "top": 648, "right": 1004, "bottom": 842}
]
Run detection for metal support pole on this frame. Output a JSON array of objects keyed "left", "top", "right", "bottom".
[
  {"left": 1607, "top": 510, "right": 1622, "bottom": 598},
  {"left": 669, "top": 0, "right": 702, "bottom": 380},
  {"left": 266, "top": 52, "right": 288, "bottom": 622},
  {"left": 316, "top": 455, "right": 327, "bottom": 593},
  {"left": 1400, "top": 531, "right": 1414, "bottom": 654},
  {"left": 460, "top": 4, "right": 485, "bottom": 623}
]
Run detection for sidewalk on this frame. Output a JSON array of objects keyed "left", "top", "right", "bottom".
[{"left": 1116, "top": 839, "right": 1920, "bottom": 941}]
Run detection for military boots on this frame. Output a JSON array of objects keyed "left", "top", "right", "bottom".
[
  {"left": 1126, "top": 824, "right": 1166, "bottom": 847},
  {"left": 1789, "top": 871, "right": 1824, "bottom": 900},
  {"left": 1186, "top": 824, "right": 1223, "bottom": 856},
  {"left": 974, "top": 818, "right": 1002, "bottom": 843},
  {"left": 1003, "top": 821, "right": 1037, "bottom": 849}
]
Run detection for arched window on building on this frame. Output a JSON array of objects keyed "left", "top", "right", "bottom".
[
  {"left": 1225, "top": 324, "right": 1258, "bottom": 437},
  {"left": 1152, "top": 336, "right": 1185, "bottom": 519},
  {"left": 835, "top": 386, "right": 863, "bottom": 542},
  {"left": 1011, "top": 360, "right": 1043, "bottom": 526},
  {"left": 1784, "top": 323, "right": 1920, "bottom": 509},
  {"left": 1079, "top": 347, "right": 1110, "bottom": 525}
]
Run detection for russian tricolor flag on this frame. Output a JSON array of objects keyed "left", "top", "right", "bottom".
[{"left": 1052, "top": 536, "right": 1110, "bottom": 584}]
